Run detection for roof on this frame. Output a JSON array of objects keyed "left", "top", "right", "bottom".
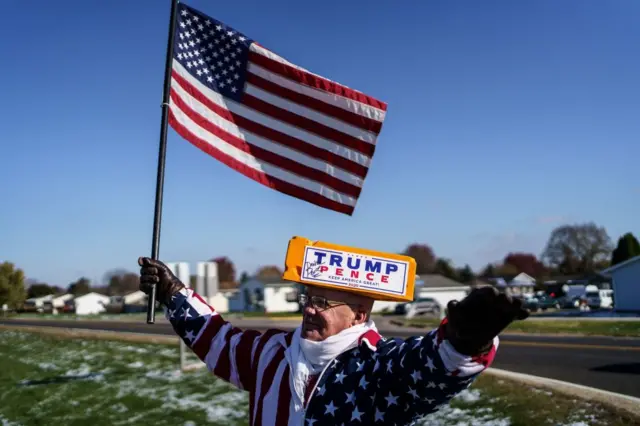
[
  {"left": 602, "top": 255, "right": 640, "bottom": 275},
  {"left": 417, "top": 274, "right": 466, "bottom": 289},
  {"left": 74, "top": 292, "right": 110, "bottom": 301}
]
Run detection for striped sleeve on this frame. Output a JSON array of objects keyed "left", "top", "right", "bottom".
[
  {"left": 165, "top": 288, "right": 285, "bottom": 392},
  {"left": 373, "top": 318, "right": 499, "bottom": 416}
]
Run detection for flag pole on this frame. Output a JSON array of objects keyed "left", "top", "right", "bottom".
[{"left": 147, "top": 0, "right": 180, "bottom": 324}]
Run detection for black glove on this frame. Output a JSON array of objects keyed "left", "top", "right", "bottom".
[
  {"left": 444, "top": 286, "right": 530, "bottom": 355},
  {"left": 138, "top": 257, "right": 185, "bottom": 306}
]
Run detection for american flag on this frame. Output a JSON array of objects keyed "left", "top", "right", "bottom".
[{"left": 168, "top": 3, "right": 387, "bottom": 216}]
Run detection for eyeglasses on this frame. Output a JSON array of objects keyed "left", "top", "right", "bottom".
[{"left": 298, "top": 294, "right": 358, "bottom": 310}]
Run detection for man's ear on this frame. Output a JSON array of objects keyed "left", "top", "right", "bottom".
[{"left": 352, "top": 307, "right": 368, "bottom": 325}]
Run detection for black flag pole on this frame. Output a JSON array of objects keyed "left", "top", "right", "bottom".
[{"left": 147, "top": 0, "right": 180, "bottom": 324}]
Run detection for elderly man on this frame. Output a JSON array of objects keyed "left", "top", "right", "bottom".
[{"left": 138, "top": 248, "right": 527, "bottom": 425}]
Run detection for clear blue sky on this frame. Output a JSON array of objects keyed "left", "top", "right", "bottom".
[{"left": 1, "top": 0, "right": 638, "bottom": 287}]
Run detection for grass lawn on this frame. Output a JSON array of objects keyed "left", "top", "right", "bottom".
[
  {"left": 392, "top": 317, "right": 640, "bottom": 337},
  {"left": 1, "top": 330, "right": 638, "bottom": 425}
]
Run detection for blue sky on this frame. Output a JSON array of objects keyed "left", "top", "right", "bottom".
[{"left": 1, "top": 0, "right": 638, "bottom": 287}]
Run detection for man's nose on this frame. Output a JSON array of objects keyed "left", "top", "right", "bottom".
[{"left": 303, "top": 304, "right": 316, "bottom": 316}]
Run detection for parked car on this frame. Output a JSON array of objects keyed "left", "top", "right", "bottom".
[
  {"left": 395, "top": 297, "right": 442, "bottom": 319},
  {"left": 520, "top": 296, "right": 540, "bottom": 312},
  {"left": 536, "top": 294, "right": 560, "bottom": 310}
]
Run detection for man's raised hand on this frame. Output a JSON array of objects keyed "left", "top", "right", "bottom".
[
  {"left": 138, "top": 257, "right": 185, "bottom": 306},
  {"left": 445, "top": 286, "right": 530, "bottom": 355}
]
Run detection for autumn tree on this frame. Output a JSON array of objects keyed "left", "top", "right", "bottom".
[
  {"left": 403, "top": 243, "right": 436, "bottom": 274},
  {"left": 256, "top": 265, "right": 283, "bottom": 280},
  {"left": 434, "top": 258, "right": 457, "bottom": 280},
  {"left": 541, "top": 222, "right": 614, "bottom": 275},
  {"left": 494, "top": 262, "right": 519, "bottom": 277},
  {"left": 211, "top": 256, "right": 236, "bottom": 283},
  {"left": 503, "top": 252, "right": 546, "bottom": 278},
  {"left": 0, "top": 262, "right": 27, "bottom": 310},
  {"left": 68, "top": 277, "right": 91, "bottom": 295},
  {"left": 611, "top": 233, "right": 640, "bottom": 266},
  {"left": 104, "top": 269, "right": 140, "bottom": 296}
]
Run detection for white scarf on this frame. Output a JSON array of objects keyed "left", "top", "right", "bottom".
[{"left": 283, "top": 320, "right": 377, "bottom": 424}]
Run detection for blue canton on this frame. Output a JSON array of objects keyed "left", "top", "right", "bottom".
[
  {"left": 304, "top": 332, "right": 476, "bottom": 425},
  {"left": 173, "top": 3, "right": 254, "bottom": 102}
]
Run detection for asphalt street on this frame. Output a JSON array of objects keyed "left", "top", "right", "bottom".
[{"left": 2, "top": 318, "right": 639, "bottom": 398}]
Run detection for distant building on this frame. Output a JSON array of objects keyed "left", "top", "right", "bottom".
[
  {"left": 69, "top": 292, "right": 110, "bottom": 315},
  {"left": 489, "top": 272, "right": 536, "bottom": 296},
  {"left": 415, "top": 274, "right": 470, "bottom": 310},
  {"left": 602, "top": 255, "right": 640, "bottom": 312},
  {"left": 227, "top": 277, "right": 299, "bottom": 313},
  {"left": 43, "top": 294, "right": 74, "bottom": 314}
]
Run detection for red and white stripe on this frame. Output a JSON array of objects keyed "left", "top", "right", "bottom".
[
  {"left": 168, "top": 43, "right": 387, "bottom": 215},
  {"left": 175, "top": 289, "right": 496, "bottom": 426}
]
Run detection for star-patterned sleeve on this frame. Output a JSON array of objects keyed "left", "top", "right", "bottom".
[
  {"left": 372, "top": 318, "right": 498, "bottom": 421},
  {"left": 164, "top": 287, "right": 280, "bottom": 392}
]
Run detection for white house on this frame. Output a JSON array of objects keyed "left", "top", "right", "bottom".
[
  {"left": 228, "top": 277, "right": 299, "bottom": 313},
  {"left": 415, "top": 274, "right": 470, "bottom": 310},
  {"left": 508, "top": 272, "right": 536, "bottom": 297},
  {"left": 72, "top": 292, "right": 110, "bottom": 315},
  {"left": 44, "top": 294, "right": 74, "bottom": 314},
  {"left": 602, "top": 255, "right": 640, "bottom": 312},
  {"left": 24, "top": 294, "right": 54, "bottom": 311}
]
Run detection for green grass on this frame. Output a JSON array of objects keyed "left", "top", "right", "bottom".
[
  {"left": 0, "top": 331, "right": 249, "bottom": 426},
  {"left": 1, "top": 330, "right": 638, "bottom": 426},
  {"left": 453, "top": 374, "right": 639, "bottom": 426},
  {"left": 393, "top": 317, "right": 640, "bottom": 337}
]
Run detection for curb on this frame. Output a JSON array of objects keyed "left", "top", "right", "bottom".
[{"left": 485, "top": 368, "right": 640, "bottom": 418}]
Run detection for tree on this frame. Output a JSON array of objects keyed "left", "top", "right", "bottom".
[
  {"left": 239, "top": 272, "right": 250, "bottom": 283},
  {"left": 541, "top": 222, "right": 614, "bottom": 275},
  {"left": 434, "top": 258, "right": 457, "bottom": 280},
  {"left": 457, "top": 264, "right": 475, "bottom": 283},
  {"left": 27, "top": 283, "right": 57, "bottom": 298},
  {"left": 503, "top": 252, "right": 546, "bottom": 278},
  {"left": 611, "top": 233, "right": 640, "bottom": 266},
  {"left": 211, "top": 256, "right": 236, "bottom": 283},
  {"left": 494, "top": 263, "right": 519, "bottom": 276},
  {"left": 104, "top": 269, "right": 139, "bottom": 296},
  {"left": 479, "top": 263, "right": 496, "bottom": 278},
  {"left": 256, "top": 265, "right": 283, "bottom": 280},
  {"left": 68, "top": 277, "right": 91, "bottom": 295},
  {"left": 0, "top": 262, "right": 27, "bottom": 310},
  {"left": 403, "top": 243, "right": 436, "bottom": 274}
]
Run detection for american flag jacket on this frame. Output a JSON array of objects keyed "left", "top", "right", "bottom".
[{"left": 167, "top": 288, "right": 499, "bottom": 426}]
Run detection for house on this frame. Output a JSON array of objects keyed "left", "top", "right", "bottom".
[
  {"left": 23, "top": 294, "right": 55, "bottom": 312},
  {"left": 508, "top": 272, "right": 536, "bottom": 296},
  {"left": 602, "top": 255, "right": 640, "bottom": 312},
  {"left": 489, "top": 273, "right": 536, "bottom": 297},
  {"left": 43, "top": 294, "right": 74, "bottom": 314},
  {"left": 227, "top": 277, "right": 299, "bottom": 313},
  {"left": 69, "top": 292, "right": 110, "bottom": 315},
  {"left": 414, "top": 274, "right": 470, "bottom": 310}
]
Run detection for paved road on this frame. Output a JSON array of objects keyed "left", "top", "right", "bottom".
[{"left": 2, "top": 318, "right": 639, "bottom": 398}]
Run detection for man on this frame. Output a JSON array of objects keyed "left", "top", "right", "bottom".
[{"left": 138, "top": 256, "right": 528, "bottom": 425}]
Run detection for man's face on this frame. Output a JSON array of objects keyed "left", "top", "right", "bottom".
[{"left": 300, "top": 286, "right": 372, "bottom": 342}]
